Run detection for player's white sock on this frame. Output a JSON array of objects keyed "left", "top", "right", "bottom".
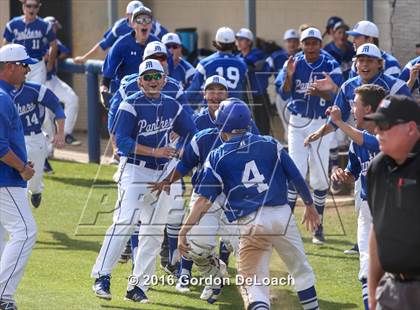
[
  {"left": 297, "top": 286, "right": 319, "bottom": 310},
  {"left": 167, "top": 224, "right": 181, "bottom": 266},
  {"left": 313, "top": 189, "right": 327, "bottom": 219}
]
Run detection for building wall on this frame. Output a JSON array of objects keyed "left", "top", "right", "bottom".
[{"left": 0, "top": 1, "right": 10, "bottom": 33}]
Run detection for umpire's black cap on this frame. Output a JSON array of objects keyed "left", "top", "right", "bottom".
[{"left": 364, "top": 95, "right": 420, "bottom": 125}]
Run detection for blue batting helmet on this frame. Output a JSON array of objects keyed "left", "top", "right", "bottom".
[{"left": 215, "top": 98, "right": 251, "bottom": 133}]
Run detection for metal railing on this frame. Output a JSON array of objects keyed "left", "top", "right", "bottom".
[{"left": 58, "top": 59, "right": 103, "bottom": 164}]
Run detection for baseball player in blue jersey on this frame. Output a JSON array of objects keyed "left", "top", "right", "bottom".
[
  {"left": 178, "top": 98, "right": 320, "bottom": 309},
  {"left": 329, "top": 84, "right": 385, "bottom": 310},
  {"left": 0, "top": 43, "right": 37, "bottom": 310},
  {"left": 11, "top": 77, "right": 65, "bottom": 208},
  {"left": 100, "top": 6, "right": 159, "bottom": 94},
  {"left": 75, "top": 1, "right": 168, "bottom": 64},
  {"left": 91, "top": 59, "right": 196, "bottom": 303},
  {"left": 162, "top": 33, "right": 195, "bottom": 88},
  {"left": 399, "top": 56, "right": 420, "bottom": 94},
  {"left": 43, "top": 16, "right": 80, "bottom": 146},
  {"left": 186, "top": 27, "right": 248, "bottom": 108},
  {"left": 236, "top": 28, "right": 272, "bottom": 135},
  {"left": 324, "top": 22, "right": 355, "bottom": 80},
  {"left": 346, "top": 21, "right": 401, "bottom": 78},
  {"left": 267, "top": 29, "right": 300, "bottom": 143},
  {"left": 3, "top": 0, "right": 57, "bottom": 84},
  {"left": 276, "top": 27, "right": 343, "bottom": 244}
]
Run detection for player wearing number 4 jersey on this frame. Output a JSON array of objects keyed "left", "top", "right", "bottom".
[
  {"left": 186, "top": 27, "right": 248, "bottom": 108},
  {"left": 3, "top": 0, "right": 57, "bottom": 84},
  {"left": 178, "top": 98, "right": 321, "bottom": 309},
  {"left": 276, "top": 27, "right": 343, "bottom": 245}
]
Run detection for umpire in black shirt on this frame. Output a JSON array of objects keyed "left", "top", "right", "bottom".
[{"left": 364, "top": 95, "right": 420, "bottom": 310}]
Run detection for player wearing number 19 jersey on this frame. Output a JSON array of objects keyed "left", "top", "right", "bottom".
[{"left": 186, "top": 27, "right": 248, "bottom": 108}]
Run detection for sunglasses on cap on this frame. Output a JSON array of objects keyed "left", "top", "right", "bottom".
[
  {"left": 166, "top": 44, "right": 180, "bottom": 50},
  {"left": 375, "top": 119, "right": 409, "bottom": 131},
  {"left": 25, "top": 4, "right": 39, "bottom": 9},
  {"left": 149, "top": 54, "right": 167, "bottom": 61},
  {"left": 142, "top": 72, "right": 163, "bottom": 81},
  {"left": 134, "top": 16, "right": 152, "bottom": 25}
]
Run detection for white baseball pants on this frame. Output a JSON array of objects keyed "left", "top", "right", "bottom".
[
  {"left": 237, "top": 205, "right": 315, "bottom": 309},
  {"left": 46, "top": 75, "right": 79, "bottom": 135},
  {"left": 24, "top": 133, "right": 48, "bottom": 194},
  {"left": 288, "top": 114, "right": 333, "bottom": 190},
  {"left": 357, "top": 200, "right": 372, "bottom": 280},
  {"left": 0, "top": 187, "right": 37, "bottom": 303},
  {"left": 26, "top": 61, "right": 46, "bottom": 85}
]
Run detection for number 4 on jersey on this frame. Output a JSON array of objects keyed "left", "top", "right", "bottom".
[{"left": 242, "top": 160, "right": 269, "bottom": 193}]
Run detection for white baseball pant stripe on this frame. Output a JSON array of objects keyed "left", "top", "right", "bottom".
[
  {"left": 26, "top": 61, "right": 46, "bottom": 85},
  {"left": 288, "top": 114, "right": 333, "bottom": 190},
  {"left": 46, "top": 75, "right": 79, "bottom": 135},
  {"left": 0, "top": 187, "right": 37, "bottom": 302},
  {"left": 237, "top": 205, "right": 315, "bottom": 309},
  {"left": 357, "top": 200, "right": 372, "bottom": 280},
  {"left": 24, "top": 133, "right": 48, "bottom": 194}
]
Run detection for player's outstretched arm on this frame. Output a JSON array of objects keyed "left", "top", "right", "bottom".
[
  {"left": 74, "top": 43, "right": 103, "bottom": 64},
  {"left": 329, "top": 106, "right": 364, "bottom": 145},
  {"left": 303, "top": 122, "right": 335, "bottom": 147},
  {"left": 331, "top": 168, "right": 355, "bottom": 184},
  {"left": 178, "top": 195, "right": 213, "bottom": 256},
  {"left": 148, "top": 168, "right": 183, "bottom": 196}
]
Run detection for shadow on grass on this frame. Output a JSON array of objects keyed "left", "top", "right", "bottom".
[
  {"left": 35, "top": 231, "right": 101, "bottom": 252},
  {"left": 46, "top": 175, "right": 116, "bottom": 188}
]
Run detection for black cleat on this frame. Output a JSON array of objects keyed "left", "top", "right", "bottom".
[
  {"left": 31, "top": 193, "right": 42, "bottom": 208},
  {"left": 125, "top": 286, "right": 148, "bottom": 303},
  {"left": 44, "top": 159, "right": 54, "bottom": 174},
  {"left": 65, "top": 134, "right": 82, "bottom": 146}
]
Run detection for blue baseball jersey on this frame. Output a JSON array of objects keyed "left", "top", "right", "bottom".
[
  {"left": 399, "top": 56, "right": 420, "bottom": 93},
  {"left": 177, "top": 127, "right": 223, "bottom": 187},
  {"left": 276, "top": 54, "right": 343, "bottom": 119},
  {"left": 3, "top": 16, "right": 56, "bottom": 60},
  {"left": 113, "top": 92, "right": 197, "bottom": 168},
  {"left": 102, "top": 31, "right": 159, "bottom": 90},
  {"left": 193, "top": 107, "right": 260, "bottom": 134},
  {"left": 349, "top": 50, "right": 401, "bottom": 78},
  {"left": 266, "top": 49, "right": 289, "bottom": 75},
  {"left": 346, "top": 131, "right": 380, "bottom": 200},
  {"left": 197, "top": 133, "right": 313, "bottom": 222},
  {"left": 50, "top": 39, "right": 70, "bottom": 76},
  {"left": 324, "top": 41, "right": 355, "bottom": 80},
  {"left": 237, "top": 48, "right": 269, "bottom": 95},
  {"left": 330, "top": 71, "right": 413, "bottom": 127},
  {"left": 10, "top": 82, "right": 65, "bottom": 135},
  {"left": 186, "top": 52, "right": 248, "bottom": 106},
  {"left": 169, "top": 58, "right": 195, "bottom": 88},
  {"left": 100, "top": 18, "right": 168, "bottom": 50},
  {"left": 108, "top": 73, "right": 193, "bottom": 132},
  {"left": 0, "top": 80, "right": 27, "bottom": 188}
]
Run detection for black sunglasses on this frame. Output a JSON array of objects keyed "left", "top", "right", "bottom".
[
  {"left": 134, "top": 16, "right": 152, "bottom": 25},
  {"left": 25, "top": 4, "right": 39, "bottom": 9},
  {"left": 166, "top": 44, "right": 180, "bottom": 50},
  {"left": 1, "top": 62, "right": 30, "bottom": 68},
  {"left": 376, "top": 119, "right": 408, "bottom": 131}
]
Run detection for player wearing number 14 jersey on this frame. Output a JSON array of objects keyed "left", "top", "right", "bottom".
[{"left": 186, "top": 27, "right": 248, "bottom": 108}]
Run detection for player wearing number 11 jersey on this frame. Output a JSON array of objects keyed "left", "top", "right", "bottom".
[{"left": 186, "top": 27, "right": 248, "bottom": 108}]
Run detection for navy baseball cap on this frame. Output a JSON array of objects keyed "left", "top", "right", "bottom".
[
  {"left": 325, "top": 16, "right": 343, "bottom": 31},
  {"left": 364, "top": 95, "right": 420, "bottom": 125}
]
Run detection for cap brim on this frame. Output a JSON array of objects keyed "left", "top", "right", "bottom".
[
  {"left": 204, "top": 82, "right": 228, "bottom": 90},
  {"left": 363, "top": 112, "right": 388, "bottom": 122},
  {"left": 140, "top": 68, "right": 164, "bottom": 76},
  {"left": 346, "top": 31, "right": 362, "bottom": 36},
  {"left": 22, "top": 57, "right": 38, "bottom": 65}
]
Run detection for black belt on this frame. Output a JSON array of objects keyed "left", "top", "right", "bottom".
[
  {"left": 24, "top": 129, "right": 42, "bottom": 136},
  {"left": 126, "top": 158, "right": 166, "bottom": 170},
  {"left": 391, "top": 273, "right": 420, "bottom": 282}
]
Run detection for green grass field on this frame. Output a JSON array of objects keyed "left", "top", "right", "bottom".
[{"left": 15, "top": 160, "right": 362, "bottom": 309}]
